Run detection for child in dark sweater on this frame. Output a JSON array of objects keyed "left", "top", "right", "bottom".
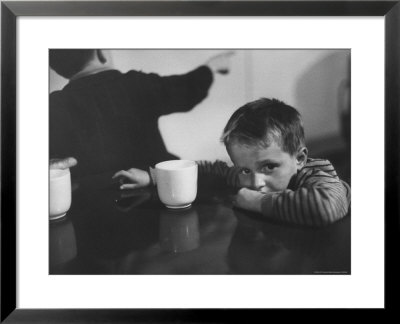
[
  {"left": 50, "top": 49, "right": 233, "bottom": 177},
  {"left": 113, "top": 98, "right": 351, "bottom": 227}
]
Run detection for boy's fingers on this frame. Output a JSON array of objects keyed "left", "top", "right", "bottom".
[
  {"left": 111, "top": 172, "right": 120, "bottom": 179},
  {"left": 112, "top": 170, "right": 131, "bottom": 179},
  {"left": 50, "top": 157, "right": 77, "bottom": 170},
  {"left": 120, "top": 183, "right": 140, "bottom": 190}
]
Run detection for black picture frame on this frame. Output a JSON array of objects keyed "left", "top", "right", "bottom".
[{"left": 1, "top": 0, "right": 399, "bottom": 321}]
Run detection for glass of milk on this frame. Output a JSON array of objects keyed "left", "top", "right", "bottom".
[{"left": 49, "top": 168, "right": 71, "bottom": 220}]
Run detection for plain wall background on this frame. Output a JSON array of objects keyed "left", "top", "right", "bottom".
[{"left": 49, "top": 49, "right": 350, "bottom": 162}]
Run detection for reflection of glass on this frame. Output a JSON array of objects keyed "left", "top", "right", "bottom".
[
  {"left": 159, "top": 207, "right": 200, "bottom": 253},
  {"left": 50, "top": 218, "right": 77, "bottom": 267},
  {"left": 49, "top": 168, "right": 71, "bottom": 220}
]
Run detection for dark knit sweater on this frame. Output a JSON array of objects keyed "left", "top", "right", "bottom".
[{"left": 50, "top": 66, "right": 213, "bottom": 177}]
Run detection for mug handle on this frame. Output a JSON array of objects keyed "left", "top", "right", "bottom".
[{"left": 149, "top": 167, "right": 157, "bottom": 186}]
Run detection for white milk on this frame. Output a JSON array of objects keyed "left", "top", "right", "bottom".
[
  {"left": 49, "top": 168, "right": 71, "bottom": 220},
  {"left": 155, "top": 160, "right": 198, "bottom": 209}
]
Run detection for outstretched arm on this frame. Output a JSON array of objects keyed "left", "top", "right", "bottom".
[
  {"left": 113, "top": 160, "right": 241, "bottom": 190},
  {"left": 135, "top": 51, "right": 234, "bottom": 118},
  {"left": 197, "top": 160, "right": 241, "bottom": 187}
]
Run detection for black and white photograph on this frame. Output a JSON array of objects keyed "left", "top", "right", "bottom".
[
  {"left": 2, "top": 0, "right": 397, "bottom": 318},
  {"left": 49, "top": 49, "right": 351, "bottom": 275}
]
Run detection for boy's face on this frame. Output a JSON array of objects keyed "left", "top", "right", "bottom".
[{"left": 227, "top": 140, "right": 305, "bottom": 193}]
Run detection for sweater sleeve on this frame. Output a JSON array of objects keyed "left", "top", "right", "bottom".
[
  {"left": 197, "top": 160, "right": 242, "bottom": 187},
  {"left": 131, "top": 65, "right": 214, "bottom": 118},
  {"left": 260, "top": 171, "right": 351, "bottom": 227}
]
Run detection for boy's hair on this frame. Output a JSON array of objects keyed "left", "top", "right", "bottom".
[
  {"left": 221, "top": 98, "right": 305, "bottom": 155},
  {"left": 49, "top": 49, "right": 95, "bottom": 79}
]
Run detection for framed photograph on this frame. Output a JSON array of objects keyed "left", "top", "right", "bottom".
[{"left": 2, "top": 0, "right": 398, "bottom": 321}]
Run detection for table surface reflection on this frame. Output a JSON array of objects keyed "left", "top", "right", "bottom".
[{"left": 50, "top": 172, "right": 350, "bottom": 275}]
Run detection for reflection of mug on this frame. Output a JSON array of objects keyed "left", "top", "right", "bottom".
[
  {"left": 49, "top": 218, "right": 77, "bottom": 267},
  {"left": 159, "top": 208, "right": 200, "bottom": 253},
  {"left": 50, "top": 168, "right": 71, "bottom": 220},
  {"left": 155, "top": 160, "right": 198, "bottom": 209}
]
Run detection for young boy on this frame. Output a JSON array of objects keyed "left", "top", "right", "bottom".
[{"left": 113, "top": 98, "right": 351, "bottom": 227}]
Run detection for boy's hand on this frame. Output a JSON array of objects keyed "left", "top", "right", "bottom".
[
  {"left": 233, "top": 188, "right": 264, "bottom": 213},
  {"left": 112, "top": 168, "right": 151, "bottom": 190},
  {"left": 205, "top": 51, "right": 235, "bottom": 75},
  {"left": 50, "top": 157, "right": 77, "bottom": 170}
]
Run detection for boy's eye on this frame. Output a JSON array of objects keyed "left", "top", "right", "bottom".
[
  {"left": 240, "top": 168, "right": 251, "bottom": 175},
  {"left": 261, "top": 164, "right": 277, "bottom": 172}
]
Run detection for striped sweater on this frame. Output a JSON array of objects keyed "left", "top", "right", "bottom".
[{"left": 197, "top": 158, "right": 351, "bottom": 227}]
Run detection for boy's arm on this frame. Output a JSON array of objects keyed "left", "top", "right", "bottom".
[
  {"left": 114, "top": 161, "right": 240, "bottom": 189},
  {"left": 154, "top": 52, "right": 233, "bottom": 115},
  {"left": 197, "top": 160, "right": 242, "bottom": 187},
  {"left": 158, "top": 66, "right": 214, "bottom": 115},
  {"left": 130, "top": 52, "right": 233, "bottom": 118},
  {"left": 260, "top": 174, "right": 351, "bottom": 227},
  {"left": 131, "top": 66, "right": 213, "bottom": 119}
]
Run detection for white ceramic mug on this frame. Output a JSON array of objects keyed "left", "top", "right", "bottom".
[
  {"left": 49, "top": 168, "right": 72, "bottom": 220},
  {"left": 155, "top": 160, "right": 198, "bottom": 209}
]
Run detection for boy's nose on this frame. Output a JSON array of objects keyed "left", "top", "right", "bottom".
[{"left": 250, "top": 173, "right": 266, "bottom": 191}]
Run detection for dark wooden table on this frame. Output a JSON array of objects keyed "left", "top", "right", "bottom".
[{"left": 50, "top": 172, "right": 350, "bottom": 275}]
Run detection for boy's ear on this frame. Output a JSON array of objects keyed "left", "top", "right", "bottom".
[
  {"left": 96, "top": 50, "right": 107, "bottom": 64},
  {"left": 296, "top": 147, "right": 308, "bottom": 169}
]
